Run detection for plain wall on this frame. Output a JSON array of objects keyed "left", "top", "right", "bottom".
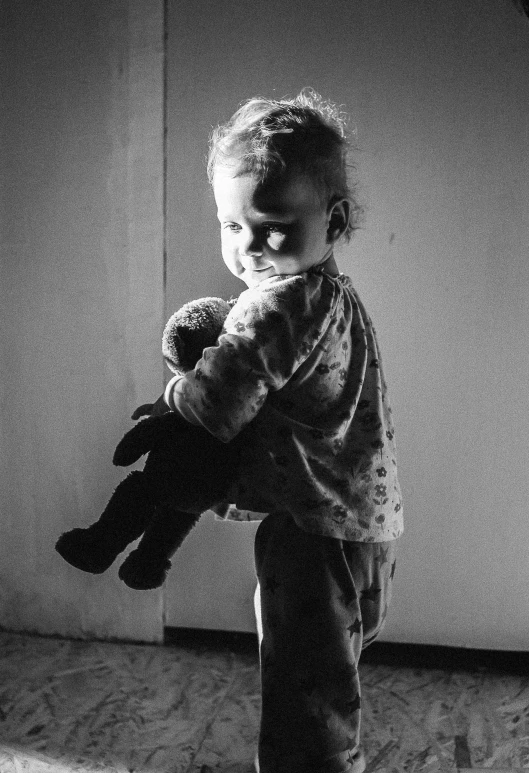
[
  {"left": 165, "top": 0, "right": 529, "bottom": 648},
  {"left": 0, "top": 0, "right": 165, "bottom": 640}
]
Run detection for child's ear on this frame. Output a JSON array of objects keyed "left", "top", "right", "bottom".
[{"left": 326, "top": 199, "right": 350, "bottom": 243}]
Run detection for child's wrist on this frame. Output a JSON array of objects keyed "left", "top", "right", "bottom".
[{"left": 164, "top": 375, "right": 183, "bottom": 410}]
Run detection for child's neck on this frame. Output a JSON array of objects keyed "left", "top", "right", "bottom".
[{"left": 313, "top": 251, "right": 339, "bottom": 276}]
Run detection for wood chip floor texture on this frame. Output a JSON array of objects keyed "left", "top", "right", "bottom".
[{"left": 0, "top": 631, "right": 528, "bottom": 773}]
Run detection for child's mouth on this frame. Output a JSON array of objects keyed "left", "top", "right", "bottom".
[{"left": 245, "top": 265, "right": 272, "bottom": 275}]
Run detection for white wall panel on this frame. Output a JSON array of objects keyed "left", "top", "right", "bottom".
[{"left": 164, "top": 0, "right": 529, "bottom": 649}]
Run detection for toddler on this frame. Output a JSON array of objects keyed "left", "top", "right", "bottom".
[{"left": 164, "top": 91, "right": 403, "bottom": 773}]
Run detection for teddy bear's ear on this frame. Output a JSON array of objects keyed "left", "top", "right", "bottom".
[
  {"left": 162, "top": 297, "right": 232, "bottom": 373},
  {"left": 163, "top": 328, "right": 186, "bottom": 375}
]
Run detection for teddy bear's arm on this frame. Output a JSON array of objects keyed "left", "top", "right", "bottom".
[
  {"left": 113, "top": 411, "right": 189, "bottom": 467},
  {"left": 131, "top": 395, "right": 170, "bottom": 420},
  {"left": 131, "top": 402, "right": 155, "bottom": 420}
]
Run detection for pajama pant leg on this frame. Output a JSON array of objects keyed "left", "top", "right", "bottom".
[{"left": 254, "top": 512, "right": 397, "bottom": 773}]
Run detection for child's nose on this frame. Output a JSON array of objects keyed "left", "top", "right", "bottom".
[{"left": 239, "top": 230, "right": 263, "bottom": 257}]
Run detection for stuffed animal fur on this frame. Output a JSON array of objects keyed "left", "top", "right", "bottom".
[{"left": 55, "top": 297, "right": 243, "bottom": 590}]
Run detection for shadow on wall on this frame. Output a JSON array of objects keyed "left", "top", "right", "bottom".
[{"left": 512, "top": 0, "right": 529, "bottom": 18}]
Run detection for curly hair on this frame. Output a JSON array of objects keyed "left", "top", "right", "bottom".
[{"left": 207, "top": 89, "right": 363, "bottom": 239}]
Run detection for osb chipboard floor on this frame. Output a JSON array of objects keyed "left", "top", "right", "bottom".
[{"left": 0, "top": 631, "right": 528, "bottom": 773}]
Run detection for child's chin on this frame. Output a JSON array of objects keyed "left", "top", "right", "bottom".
[{"left": 247, "top": 268, "right": 275, "bottom": 286}]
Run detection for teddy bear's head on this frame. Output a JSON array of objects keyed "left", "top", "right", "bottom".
[{"left": 162, "top": 297, "right": 233, "bottom": 375}]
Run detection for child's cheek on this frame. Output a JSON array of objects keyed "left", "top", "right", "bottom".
[
  {"left": 267, "top": 233, "right": 288, "bottom": 252},
  {"left": 221, "top": 241, "right": 242, "bottom": 277}
]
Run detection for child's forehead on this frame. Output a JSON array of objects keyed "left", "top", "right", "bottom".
[{"left": 213, "top": 169, "right": 323, "bottom": 215}]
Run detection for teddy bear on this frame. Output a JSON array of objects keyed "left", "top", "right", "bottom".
[{"left": 55, "top": 296, "right": 244, "bottom": 590}]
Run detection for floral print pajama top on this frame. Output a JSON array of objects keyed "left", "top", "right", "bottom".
[{"left": 175, "top": 267, "right": 403, "bottom": 543}]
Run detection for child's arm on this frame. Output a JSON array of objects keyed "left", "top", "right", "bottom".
[{"left": 164, "top": 275, "right": 337, "bottom": 442}]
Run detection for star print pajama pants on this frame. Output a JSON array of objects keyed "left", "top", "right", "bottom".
[{"left": 254, "top": 512, "right": 397, "bottom": 773}]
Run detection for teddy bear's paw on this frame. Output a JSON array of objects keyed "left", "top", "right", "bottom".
[
  {"left": 113, "top": 420, "right": 156, "bottom": 466},
  {"left": 131, "top": 403, "right": 155, "bottom": 420},
  {"left": 118, "top": 551, "right": 172, "bottom": 590},
  {"left": 55, "top": 528, "right": 123, "bottom": 574}
]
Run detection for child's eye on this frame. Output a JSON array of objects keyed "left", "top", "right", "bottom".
[
  {"left": 223, "top": 223, "right": 241, "bottom": 233},
  {"left": 265, "top": 224, "right": 287, "bottom": 235}
]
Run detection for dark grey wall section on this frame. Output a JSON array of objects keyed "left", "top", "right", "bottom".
[{"left": 0, "top": 0, "right": 165, "bottom": 640}]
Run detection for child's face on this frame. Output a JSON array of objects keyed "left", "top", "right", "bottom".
[{"left": 213, "top": 170, "right": 339, "bottom": 288}]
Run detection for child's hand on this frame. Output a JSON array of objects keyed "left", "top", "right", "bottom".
[{"left": 131, "top": 395, "right": 170, "bottom": 420}]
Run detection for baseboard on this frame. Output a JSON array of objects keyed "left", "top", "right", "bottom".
[
  {"left": 164, "top": 626, "right": 259, "bottom": 654},
  {"left": 164, "top": 627, "right": 528, "bottom": 673},
  {"left": 360, "top": 640, "right": 529, "bottom": 673}
]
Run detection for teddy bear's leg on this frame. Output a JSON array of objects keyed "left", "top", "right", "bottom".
[
  {"left": 118, "top": 503, "right": 201, "bottom": 590},
  {"left": 55, "top": 470, "right": 156, "bottom": 574}
]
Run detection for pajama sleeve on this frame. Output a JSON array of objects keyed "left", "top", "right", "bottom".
[{"left": 171, "top": 274, "right": 337, "bottom": 442}]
